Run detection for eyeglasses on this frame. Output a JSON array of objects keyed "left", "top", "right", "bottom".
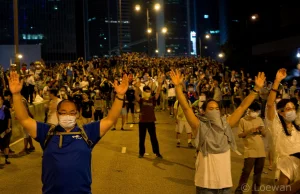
[{"left": 57, "top": 111, "right": 77, "bottom": 116}]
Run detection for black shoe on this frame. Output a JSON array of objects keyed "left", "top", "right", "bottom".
[
  {"left": 9, "top": 149, "right": 15, "bottom": 154},
  {"left": 121, "top": 128, "right": 124, "bottom": 131},
  {"left": 5, "top": 159, "right": 11, "bottom": 164},
  {"left": 176, "top": 142, "right": 180, "bottom": 147},
  {"left": 156, "top": 154, "right": 163, "bottom": 159},
  {"left": 138, "top": 155, "right": 144, "bottom": 158},
  {"left": 28, "top": 147, "right": 35, "bottom": 152},
  {"left": 188, "top": 142, "right": 194, "bottom": 148},
  {"left": 111, "top": 128, "right": 116, "bottom": 131}
]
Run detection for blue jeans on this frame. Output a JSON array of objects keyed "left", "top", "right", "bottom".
[{"left": 196, "top": 187, "right": 231, "bottom": 194}]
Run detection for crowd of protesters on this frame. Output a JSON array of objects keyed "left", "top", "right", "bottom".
[{"left": 0, "top": 52, "right": 300, "bottom": 193}]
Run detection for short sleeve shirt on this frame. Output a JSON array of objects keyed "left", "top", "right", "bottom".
[
  {"left": 277, "top": 155, "right": 300, "bottom": 183},
  {"left": 35, "top": 121, "right": 101, "bottom": 194}
]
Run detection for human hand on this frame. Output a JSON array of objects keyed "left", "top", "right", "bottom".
[
  {"left": 170, "top": 69, "right": 183, "bottom": 86},
  {"left": 254, "top": 72, "right": 266, "bottom": 90},
  {"left": 8, "top": 71, "right": 23, "bottom": 94},
  {"left": 114, "top": 74, "right": 129, "bottom": 95},
  {"left": 275, "top": 68, "right": 287, "bottom": 82}
]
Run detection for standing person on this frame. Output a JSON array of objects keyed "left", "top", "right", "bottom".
[
  {"left": 167, "top": 80, "right": 176, "bottom": 116},
  {"left": 235, "top": 101, "right": 266, "bottom": 194},
  {"left": 0, "top": 95, "right": 12, "bottom": 164},
  {"left": 174, "top": 92, "right": 193, "bottom": 148},
  {"left": 80, "top": 92, "right": 94, "bottom": 125},
  {"left": 170, "top": 69, "right": 265, "bottom": 194},
  {"left": 134, "top": 77, "right": 163, "bottom": 158},
  {"left": 93, "top": 90, "right": 104, "bottom": 121},
  {"left": 8, "top": 71, "right": 129, "bottom": 194},
  {"left": 46, "top": 89, "right": 62, "bottom": 125},
  {"left": 26, "top": 72, "right": 35, "bottom": 104},
  {"left": 126, "top": 84, "right": 136, "bottom": 124},
  {"left": 65, "top": 63, "right": 74, "bottom": 87},
  {"left": 266, "top": 68, "right": 300, "bottom": 186}
]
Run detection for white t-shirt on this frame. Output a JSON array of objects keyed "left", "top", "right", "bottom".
[
  {"left": 168, "top": 88, "right": 176, "bottom": 97},
  {"left": 80, "top": 81, "right": 89, "bottom": 90},
  {"left": 195, "top": 150, "right": 232, "bottom": 189},
  {"left": 47, "top": 98, "right": 62, "bottom": 125},
  {"left": 277, "top": 155, "right": 300, "bottom": 183}
]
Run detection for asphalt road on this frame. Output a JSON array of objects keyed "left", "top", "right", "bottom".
[{"left": 0, "top": 111, "right": 275, "bottom": 194}]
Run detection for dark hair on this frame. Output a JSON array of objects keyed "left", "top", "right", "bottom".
[
  {"left": 49, "top": 88, "right": 58, "bottom": 96},
  {"left": 57, "top": 99, "right": 77, "bottom": 111},
  {"left": 276, "top": 99, "right": 300, "bottom": 136},
  {"left": 202, "top": 99, "right": 218, "bottom": 111},
  {"left": 188, "top": 83, "right": 194, "bottom": 87},
  {"left": 248, "top": 101, "right": 261, "bottom": 111},
  {"left": 143, "top": 86, "right": 151, "bottom": 91},
  {"left": 4, "top": 90, "right": 12, "bottom": 97}
]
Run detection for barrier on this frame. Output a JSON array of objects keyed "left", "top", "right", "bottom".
[{"left": 10, "top": 101, "right": 48, "bottom": 143}]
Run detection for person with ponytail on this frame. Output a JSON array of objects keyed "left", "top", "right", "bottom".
[{"left": 266, "top": 68, "right": 300, "bottom": 193}]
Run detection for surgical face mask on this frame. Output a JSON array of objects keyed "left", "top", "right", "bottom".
[
  {"left": 143, "top": 92, "right": 151, "bottom": 98},
  {"left": 199, "top": 95, "right": 206, "bottom": 102},
  {"left": 59, "top": 115, "right": 76, "bottom": 129},
  {"left": 284, "top": 110, "right": 297, "bottom": 122},
  {"left": 188, "top": 88, "right": 194, "bottom": 92},
  {"left": 250, "top": 111, "right": 259, "bottom": 118}
]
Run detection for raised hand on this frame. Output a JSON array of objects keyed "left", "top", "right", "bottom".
[
  {"left": 170, "top": 69, "right": 183, "bottom": 86},
  {"left": 114, "top": 74, "right": 129, "bottom": 95},
  {"left": 275, "top": 68, "right": 287, "bottom": 82},
  {"left": 254, "top": 72, "right": 266, "bottom": 90},
  {"left": 8, "top": 71, "right": 23, "bottom": 94}
]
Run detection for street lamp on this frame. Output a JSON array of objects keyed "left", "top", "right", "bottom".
[
  {"left": 155, "top": 49, "right": 159, "bottom": 53},
  {"left": 147, "top": 28, "right": 152, "bottom": 34},
  {"left": 251, "top": 14, "right": 258, "bottom": 21},
  {"left": 154, "top": 3, "right": 161, "bottom": 11},
  {"left": 135, "top": 4, "right": 141, "bottom": 11},
  {"left": 17, "top": 54, "right": 23, "bottom": 59},
  {"left": 167, "top": 49, "right": 171, "bottom": 53},
  {"left": 218, "top": 53, "right": 225, "bottom": 58},
  {"left": 205, "top": 34, "right": 211, "bottom": 39},
  {"left": 199, "top": 34, "right": 212, "bottom": 58},
  {"left": 162, "top": 27, "right": 168, "bottom": 34}
]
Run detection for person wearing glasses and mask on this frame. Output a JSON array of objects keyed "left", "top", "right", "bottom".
[
  {"left": 170, "top": 69, "right": 265, "bottom": 194},
  {"left": 266, "top": 68, "right": 300, "bottom": 191},
  {"left": 8, "top": 71, "right": 129, "bottom": 194}
]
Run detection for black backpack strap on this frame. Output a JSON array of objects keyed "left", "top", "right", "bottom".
[
  {"left": 78, "top": 127, "right": 94, "bottom": 148},
  {"left": 44, "top": 125, "right": 57, "bottom": 149}
]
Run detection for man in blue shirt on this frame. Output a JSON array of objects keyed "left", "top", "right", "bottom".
[{"left": 8, "top": 71, "right": 129, "bottom": 194}]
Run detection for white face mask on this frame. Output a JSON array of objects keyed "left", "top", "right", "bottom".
[
  {"left": 59, "top": 115, "right": 76, "bottom": 129},
  {"left": 250, "top": 112, "right": 259, "bottom": 118},
  {"left": 199, "top": 95, "right": 206, "bottom": 102},
  {"left": 284, "top": 110, "right": 297, "bottom": 122}
]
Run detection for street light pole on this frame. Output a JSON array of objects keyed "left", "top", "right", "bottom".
[
  {"left": 119, "top": 0, "right": 122, "bottom": 54},
  {"left": 146, "top": 8, "right": 150, "bottom": 57},
  {"left": 13, "top": 0, "right": 20, "bottom": 72},
  {"left": 199, "top": 37, "right": 202, "bottom": 58}
]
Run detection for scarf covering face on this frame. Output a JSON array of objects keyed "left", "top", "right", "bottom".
[
  {"left": 197, "top": 111, "right": 237, "bottom": 156},
  {"left": 0, "top": 105, "right": 6, "bottom": 120}
]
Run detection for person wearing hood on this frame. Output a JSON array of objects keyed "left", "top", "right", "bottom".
[
  {"left": 170, "top": 69, "right": 265, "bottom": 194},
  {"left": 235, "top": 101, "right": 266, "bottom": 194}
]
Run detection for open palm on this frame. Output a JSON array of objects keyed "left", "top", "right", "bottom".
[
  {"left": 8, "top": 71, "right": 23, "bottom": 94},
  {"left": 170, "top": 69, "right": 183, "bottom": 86},
  {"left": 275, "top": 68, "right": 287, "bottom": 82},
  {"left": 254, "top": 72, "right": 266, "bottom": 89},
  {"left": 114, "top": 74, "right": 129, "bottom": 95}
]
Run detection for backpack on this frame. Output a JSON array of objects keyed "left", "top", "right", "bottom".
[{"left": 44, "top": 125, "right": 94, "bottom": 149}]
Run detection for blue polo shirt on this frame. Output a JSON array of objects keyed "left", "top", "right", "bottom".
[{"left": 35, "top": 121, "right": 101, "bottom": 194}]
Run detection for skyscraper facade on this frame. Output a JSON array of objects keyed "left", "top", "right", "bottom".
[{"left": 0, "top": 0, "right": 85, "bottom": 62}]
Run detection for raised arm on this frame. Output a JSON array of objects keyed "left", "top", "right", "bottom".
[
  {"left": 227, "top": 72, "right": 265, "bottom": 127},
  {"left": 100, "top": 74, "right": 128, "bottom": 137},
  {"left": 8, "top": 72, "right": 37, "bottom": 138},
  {"left": 155, "top": 76, "right": 163, "bottom": 100},
  {"left": 266, "top": 68, "right": 286, "bottom": 121},
  {"left": 170, "top": 70, "right": 199, "bottom": 133}
]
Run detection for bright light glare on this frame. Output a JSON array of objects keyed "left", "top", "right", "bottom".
[
  {"left": 297, "top": 53, "right": 300, "bottom": 58},
  {"left": 154, "top": 3, "right": 161, "bottom": 11},
  {"left": 218, "top": 53, "right": 225, "bottom": 58},
  {"left": 162, "top": 27, "right": 168, "bottom": 34},
  {"left": 155, "top": 49, "right": 159, "bottom": 53},
  {"left": 205, "top": 34, "right": 211, "bottom": 39},
  {"left": 147, "top": 28, "right": 152, "bottom": 34},
  {"left": 135, "top": 4, "right": 141, "bottom": 11},
  {"left": 167, "top": 49, "right": 171, "bottom": 53},
  {"left": 17, "top": 54, "right": 23, "bottom": 59}
]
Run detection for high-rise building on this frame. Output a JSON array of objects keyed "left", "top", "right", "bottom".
[{"left": 0, "top": 0, "right": 85, "bottom": 63}]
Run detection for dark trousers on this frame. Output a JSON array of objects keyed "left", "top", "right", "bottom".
[
  {"left": 21, "top": 85, "right": 29, "bottom": 102},
  {"left": 139, "top": 122, "right": 160, "bottom": 156},
  {"left": 235, "top": 157, "right": 265, "bottom": 194},
  {"left": 28, "top": 84, "right": 35, "bottom": 103},
  {"left": 94, "top": 110, "right": 103, "bottom": 121}
]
